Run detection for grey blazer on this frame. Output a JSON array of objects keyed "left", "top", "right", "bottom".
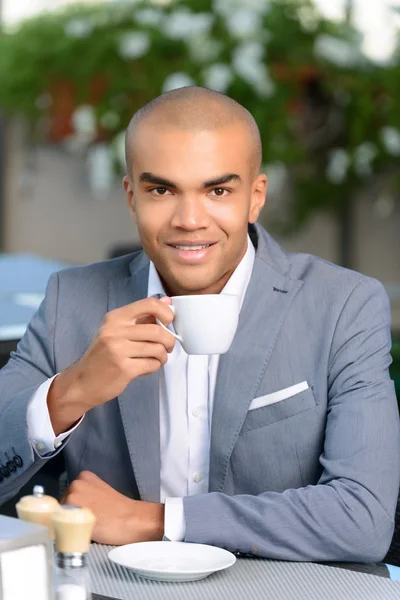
[{"left": 0, "top": 224, "right": 399, "bottom": 562}]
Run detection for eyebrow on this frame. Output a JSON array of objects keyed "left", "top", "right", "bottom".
[
  {"left": 139, "top": 172, "right": 241, "bottom": 189},
  {"left": 203, "top": 173, "right": 241, "bottom": 188}
]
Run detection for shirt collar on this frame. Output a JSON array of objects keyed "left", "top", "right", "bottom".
[
  {"left": 221, "top": 235, "right": 255, "bottom": 310},
  {"left": 147, "top": 234, "right": 255, "bottom": 311},
  {"left": 147, "top": 259, "right": 167, "bottom": 299}
]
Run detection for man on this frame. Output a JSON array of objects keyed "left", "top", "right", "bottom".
[{"left": 0, "top": 87, "right": 399, "bottom": 562}]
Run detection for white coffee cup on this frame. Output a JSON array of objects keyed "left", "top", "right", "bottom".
[{"left": 157, "top": 294, "right": 239, "bottom": 355}]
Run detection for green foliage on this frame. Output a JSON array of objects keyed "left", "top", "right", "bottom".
[{"left": 0, "top": 0, "right": 399, "bottom": 231}]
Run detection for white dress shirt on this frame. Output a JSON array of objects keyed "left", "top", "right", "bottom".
[{"left": 26, "top": 236, "right": 255, "bottom": 540}]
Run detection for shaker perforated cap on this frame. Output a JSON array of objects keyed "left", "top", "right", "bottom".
[
  {"left": 16, "top": 485, "right": 60, "bottom": 513},
  {"left": 15, "top": 485, "right": 60, "bottom": 539}
]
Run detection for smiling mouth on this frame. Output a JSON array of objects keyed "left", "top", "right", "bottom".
[
  {"left": 168, "top": 242, "right": 216, "bottom": 250},
  {"left": 171, "top": 244, "right": 211, "bottom": 250}
]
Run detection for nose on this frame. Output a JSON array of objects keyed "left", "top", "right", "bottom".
[{"left": 170, "top": 195, "right": 211, "bottom": 231}]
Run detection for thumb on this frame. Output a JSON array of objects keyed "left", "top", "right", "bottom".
[{"left": 160, "top": 296, "right": 172, "bottom": 305}]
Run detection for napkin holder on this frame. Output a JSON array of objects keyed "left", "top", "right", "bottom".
[{"left": 0, "top": 514, "right": 54, "bottom": 600}]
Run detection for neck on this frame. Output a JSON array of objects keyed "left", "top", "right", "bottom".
[{"left": 162, "top": 271, "right": 233, "bottom": 297}]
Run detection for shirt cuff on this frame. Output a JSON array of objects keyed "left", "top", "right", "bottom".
[
  {"left": 27, "top": 374, "right": 84, "bottom": 457},
  {"left": 164, "top": 498, "right": 186, "bottom": 541}
]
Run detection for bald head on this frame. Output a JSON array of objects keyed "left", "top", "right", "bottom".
[{"left": 125, "top": 86, "right": 262, "bottom": 178}]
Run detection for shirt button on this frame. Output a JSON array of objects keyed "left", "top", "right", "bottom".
[
  {"left": 35, "top": 442, "right": 46, "bottom": 452},
  {"left": 55, "top": 442, "right": 62, "bottom": 449},
  {"left": 193, "top": 472, "right": 203, "bottom": 483},
  {"left": 192, "top": 408, "right": 199, "bottom": 417}
]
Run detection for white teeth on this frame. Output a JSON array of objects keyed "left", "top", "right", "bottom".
[{"left": 174, "top": 245, "right": 210, "bottom": 250}]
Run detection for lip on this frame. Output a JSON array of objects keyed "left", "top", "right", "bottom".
[
  {"left": 167, "top": 241, "right": 217, "bottom": 247},
  {"left": 166, "top": 241, "right": 217, "bottom": 263}
]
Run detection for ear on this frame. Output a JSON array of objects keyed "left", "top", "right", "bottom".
[
  {"left": 249, "top": 174, "right": 267, "bottom": 224},
  {"left": 123, "top": 175, "right": 136, "bottom": 221}
]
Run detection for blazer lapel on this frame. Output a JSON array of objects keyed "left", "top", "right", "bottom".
[
  {"left": 209, "top": 226, "right": 303, "bottom": 492},
  {"left": 109, "top": 251, "right": 161, "bottom": 502}
]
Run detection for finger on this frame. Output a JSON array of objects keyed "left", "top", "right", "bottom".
[
  {"left": 77, "top": 470, "right": 102, "bottom": 485},
  {"left": 135, "top": 315, "right": 157, "bottom": 325},
  {"left": 112, "top": 324, "right": 176, "bottom": 352},
  {"left": 128, "top": 357, "right": 164, "bottom": 377},
  {"left": 60, "top": 488, "right": 83, "bottom": 507},
  {"left": 110, "top": 298, "right": 174, "bottom": 326},
  {"left": 64, "top": 495, "right": 83, "bottom": 509},
  {"left": 123, "top": 341, "right": 169, "bottom": 364}
]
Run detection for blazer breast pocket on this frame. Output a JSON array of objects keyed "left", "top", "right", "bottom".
[{"left": 241, "top": 384, "right": 317, "bottom": 434}]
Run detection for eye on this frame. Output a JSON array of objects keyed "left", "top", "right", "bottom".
[
  {"left": 149, "top": 187, "right": 172, "bottom": 196},
  {"left": 210, "top": 188, "right": 229, "bottom": 197}
]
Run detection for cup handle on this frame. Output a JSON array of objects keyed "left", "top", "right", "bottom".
[{"left": 156, "top": 305, "right": 183, "bottom": 343}]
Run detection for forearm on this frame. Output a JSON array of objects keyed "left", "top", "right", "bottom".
[
  {"left": 183, "top": 481, "right": 395, "bottom": 563},
  {"left": 47, "top": 365, "right": 89, "bottom": 436}
]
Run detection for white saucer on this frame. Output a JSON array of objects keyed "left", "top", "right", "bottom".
[{"left": 108, "top": 541, "right": 236, "bottom": 582}]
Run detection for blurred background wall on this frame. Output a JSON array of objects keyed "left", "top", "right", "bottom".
[{"left": 0, "top": 0, "right": 399, "bottom": 328}]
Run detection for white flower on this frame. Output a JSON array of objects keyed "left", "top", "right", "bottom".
[
  {"left": 226, "top": 8, "right": 270, "bottom": 43},
  {"left": 118, "top": 32, "right": 151, "bottom": 60},
  {"left": 232, "top": 41, "right": 264, "bottom": 75},
  {"left": 213, "top": 0, "right": 270, "bottom": 17},
  {"left": 373, "top": 194, "right": 395, "bottom": 219},
  {"left": 162, "top": 73, "right": 195, "bottom": 93},
  {"left": 314, "top": 34, "right": 362, "bottom": 68},
  {"left": 163, "top": 9, "right": 214, "bottom": 40},
  {"left": 203, "top": 64, "right": 233, "bottom": 93},
  {"left": 150, "top": 0, "right": 176, "bottom": 5},
  {"left": 72, "top": 105, "right": 97, "bottom": 138},
  {"left": 253, "top": 69, "right": 275, "bottom": 98},
  {"left": 381, "top": 127, "right": 400, "bottom": 156},
  {"left": 354, "top": 142, "right": 377, "bottom": 177},
  {"left": 232, "top": 42, "right": 275, "bottom": 98},
  {"left": 64, "top": 18, "right": 93, "bottom": 39},
  {"left": 326, "top": 149, "right": 350, "bottom": 184},
  {"left": 113, "top": 131, "right": 127, "bottom": 171},
  {"left": 134, "top": 8, "right": 163, "bottom": 27},
  {"left": 187, "top": 35, "right": 222, "bottom": 63},
  {"left": 297, "top": 6, "right": 319, "bottom": 33},
  {"left": 226, "top": 9, "right": 261, "bottom": 39},
  {"left": 265, "top": 162, "right": 287, "bottom": 196},
  {"left": 87, "top": 143, "right": 115, "bottom": 196},
  {"left": 100, "top": 111, "right": 121, "bottom": 131}
]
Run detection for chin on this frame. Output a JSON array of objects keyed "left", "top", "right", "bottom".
[
  {"left": 174, "top": 284, "right": 212, "bottom": 296},
  {"left": 170, "top": 276, "right": 217, "bottom": 296}
]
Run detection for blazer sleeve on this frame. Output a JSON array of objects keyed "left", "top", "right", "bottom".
[
  {"left": 183, "top": 278, "right": 400, "bottom": 562},
  {"left": 0, "top": 273, "right": 62, "bottom": 505}
]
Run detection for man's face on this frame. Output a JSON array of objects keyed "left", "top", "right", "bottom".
[{"left": 124, "top": 122, "right": 267, "bottom": 296}]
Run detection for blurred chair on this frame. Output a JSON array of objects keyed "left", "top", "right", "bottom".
[
  {"left": 385, "top": 492, "right": 400, "bottom": 567},
  {"left": 0, "top": 340, "right": 18, "bottom": 369}
]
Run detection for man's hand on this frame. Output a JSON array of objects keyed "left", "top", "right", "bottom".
[
  {"left": 61, "top": 471, "right": 165, "bottom": 546},
  {"left": 48, "top": 297, "right": 175, "bottom": 434}
]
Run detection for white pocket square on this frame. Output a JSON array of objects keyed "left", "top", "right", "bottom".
[{"left": 249, "top": 381, "right": 309, "bottom": 411}]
